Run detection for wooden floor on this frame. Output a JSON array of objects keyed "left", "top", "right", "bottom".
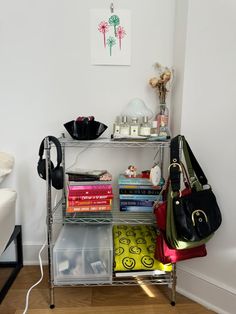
[{"left": 0, "top": 266, "right": 215, "bottom": 314}]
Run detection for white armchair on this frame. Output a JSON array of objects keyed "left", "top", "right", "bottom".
[
  {"left": 0, "top": 189, "right": 17, "bottom": 256},
  {"left": 0, "top": 152, "right": 23, "bottom": 303}
]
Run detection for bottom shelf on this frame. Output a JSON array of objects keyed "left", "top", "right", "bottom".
[
  {"left": 53, "top": 224, "right": 174, "bottom": 286},
  {"left": 53, "top": 272, "right": 173, "bottom": 287}
]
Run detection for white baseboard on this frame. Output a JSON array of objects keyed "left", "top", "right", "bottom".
[{"left": 177, "top": 266, "right": 236, "bottom": 314}]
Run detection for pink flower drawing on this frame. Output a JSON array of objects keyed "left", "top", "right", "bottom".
[
  {"left": 116, "top": 26, "right": 126, "bottom": 50},
  {"left": 98, "top": 21, "right": 109, "bottom": 48}
]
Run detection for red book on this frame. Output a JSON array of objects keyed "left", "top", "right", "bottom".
[
  {"left": 68, "top": 190, "right": 113, "bottom": 196},
  {"left": 67, "top": 199, "right": 112, "bottom": 206},
  {"left": 66, "top": 205, "right": 111, "bottom": 213},
  {"left": 68, "top": 194, "right": 114, "bottom": 201}
]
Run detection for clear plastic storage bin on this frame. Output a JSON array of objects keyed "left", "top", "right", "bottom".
[{"left": 53, "top": 224, "right": 112, "bottom": 284}]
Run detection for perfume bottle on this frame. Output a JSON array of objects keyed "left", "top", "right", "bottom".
[
  {"left": 156, "top": 104, "right": 169, "bottom": 137},
  {"left": 159, "top": 120, "right": 168, "bottom": 137},
  {"left": 120, "top": 115, "right": 130, "bottom": 136},
  {"left": 113, "top": 116, "right": 121, "bottom": 135},
  {"left": 150, "top": 120, "right": 158, "bottom": 136},
  {"left": 130, "top": 117, "right": 139, "bottom": 137},
  {"left": 139, "top": 116, "right": 151, "bottom": 136}
]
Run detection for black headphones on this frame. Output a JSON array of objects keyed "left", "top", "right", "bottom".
[{"left": 37, "top": 136, "right": 64, "bottom": 190}]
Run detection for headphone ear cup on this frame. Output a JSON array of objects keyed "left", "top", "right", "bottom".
[
  {"left": 51, "top": 165, "right": 64, "bottom": 190},
  {"left": 37, "top": 159, "right": 54, "bottom": 180}
]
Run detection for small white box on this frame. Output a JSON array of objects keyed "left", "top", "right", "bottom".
[{"left": 53, "top": 224, "right": 112, "bottom": 285}]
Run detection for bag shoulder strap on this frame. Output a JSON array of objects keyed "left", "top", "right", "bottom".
[
  {"left": 170, "top": 135, "right": 208, "bottom": 191},
  {"left": 182, "top": 136, "right": 208, "bottom": 186},
  {"left": 170, "top": 135, "right": 181, "bottom": 192}
]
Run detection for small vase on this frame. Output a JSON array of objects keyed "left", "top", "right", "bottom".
[{"left": 156, "top": 104, "right": 169, "bottom": 137}]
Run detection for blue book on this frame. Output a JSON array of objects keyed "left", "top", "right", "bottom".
[
  {"left": 120, "top": 206, "right": 154, "bottom": 212},
  {"left": 119, "top": 188, "right": 160, "bottom": 195},
  {"left": 118, "top": 174, "right": 153, "bottom": 186},
  {"left": 120, "top": 200, "right": 154, "bottom": 207},
  {"left": 119, "top": 184, "right": 162, "bottom": 190},
  {"left": 119, "top": 194, "right": 161, "bottom": 201}
]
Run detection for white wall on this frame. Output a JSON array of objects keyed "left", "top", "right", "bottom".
[
  {"left": 173, "top": 1, "right": 236, "bottom": 313},
  {"left": 0, "top": 0, "right": 175, "bottom": 259},
  {"left": 170, "top": 0, "right": 188, "bottom": 136}
]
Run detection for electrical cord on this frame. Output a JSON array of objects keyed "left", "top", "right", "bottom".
[
  {"left": 22, "top": 142, "right": 89, "bottom": 313},
  {"left": 22, "top": 235, "right": 47, "bottom": 314}
]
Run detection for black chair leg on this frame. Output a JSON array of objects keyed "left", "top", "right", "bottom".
[{"left": 0, "top": 225, "right": 23, "bottom": 303}]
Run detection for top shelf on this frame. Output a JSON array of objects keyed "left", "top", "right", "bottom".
[{"left": 58, "top": 137, "right": 170, "bottom": 148}]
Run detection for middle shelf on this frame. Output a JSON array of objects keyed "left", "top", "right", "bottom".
[{"left": 53, "top": 198, "right": 156, "bottom": 225}]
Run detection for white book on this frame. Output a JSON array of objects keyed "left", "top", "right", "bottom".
[{"left": 115, "top": 270, "right": 166, "bottom": 277}]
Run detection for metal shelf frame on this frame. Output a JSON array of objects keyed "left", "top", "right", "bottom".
[
  {"left": 54, "top": 273, "right": 173, "bottom": 287},
  {"left": 44, "top": 136, "right": 176, "bottom": 309}
]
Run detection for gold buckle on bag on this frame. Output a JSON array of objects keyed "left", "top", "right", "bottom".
[
  {"left": 168, "top": 162, "right": 182, "bottom": 198},
  {"left": 168, "top": 162, "right": 182, "bottom": 173},
  {"left": 191, "top": 210, "right": 208, "bottom": 226}
]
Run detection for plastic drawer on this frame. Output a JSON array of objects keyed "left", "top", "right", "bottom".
[{"left": 53, "top": 224, "right": 112, "bottom": 284}]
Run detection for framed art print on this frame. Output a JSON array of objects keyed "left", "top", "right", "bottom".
[{"left": 91, "top": 9, "right": 131, "bottom": 65}]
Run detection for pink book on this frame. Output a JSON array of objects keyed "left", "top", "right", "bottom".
[{"left": 68, "top": 184, "right": 112, "bottom": 191}]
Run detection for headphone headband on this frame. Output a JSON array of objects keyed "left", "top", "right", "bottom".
[{"left": 38, "top": 136, "right": 62, "bottom": 167}]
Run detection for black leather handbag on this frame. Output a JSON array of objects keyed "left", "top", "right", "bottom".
[{"left": 170, "top": 135, "right": 222, "bottom": 242}]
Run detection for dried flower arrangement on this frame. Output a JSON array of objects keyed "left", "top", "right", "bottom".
[{"left": 149, "top": 63, "right": 174, "bottom": 104}]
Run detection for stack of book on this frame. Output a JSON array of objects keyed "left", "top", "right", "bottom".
[
  {"left": 66, "top": 169, "right": 113, "bottom": 213},
  {"left": 118, "top": 174, "right": 162, "bottom": 212}
]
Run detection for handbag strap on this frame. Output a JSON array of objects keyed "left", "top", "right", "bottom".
[
  {"left": 182, "top": 136, "right": 208, "bottom": 186},
  {"left": 170, "top": 135, "right": 208, "bottom": 191},
  {"left": 169, "top": 135, "right": 182, "bottom": 192}
]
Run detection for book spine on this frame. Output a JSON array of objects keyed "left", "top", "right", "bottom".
[
  {"left": 68, "top": 195, "right": 114, "bottom": 201},
  {"left": 68, "top": 199, "right": 111, "bottom": 206},
  {"left": 66, "top": 205, "right": 111, "bottom": 213},
  {"left": 118, "top": 180, "right": 152, "bottom": 185},
  {"left": 68, "top": 175, "right": 99, "bottom": 182},
  {"left": 68, "top": 184, "right": 112, "bottom": 190},
  {"left": 68, "top": 181, "right": 112, "bottom": 185},
  {"left": 119, "top": 188, "right": 160, "bottom": 195},
  {"left": 120, "top": 200, "right": 154, "bottom": 207},
  {"left": 120, "top": 206, "right": 153, "bottom": 212},
  {"left": 118, "top": 176, "right": 152, "bottom": 185},
  {"left": 119, "top": 194, "right": 161, "bottom": 200},
  {"left": 119, "top": 185, "right": 161, "bottom": 190},
  {"left": 68, "top": 189, "right": 113, "bottom": 196}
]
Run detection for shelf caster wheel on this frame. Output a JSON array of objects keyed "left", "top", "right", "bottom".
[
  {"left": 170, "top": 301, "right": 176, "bottom": 306},
  {"left": 50, "top": 304, "right": 55, "bottom": 309}
]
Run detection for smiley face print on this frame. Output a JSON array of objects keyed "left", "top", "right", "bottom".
[
  {"left": 119, "top": 237, "right": 131, "bottom": 245},
  {"left": 115, "top": 247, "right": 125, "bottom": 256},
  {"left": 129, "top": 246, "right": 141, "bottom": 255},
  {"left": 114, "top": 230, "right": 122, "bottom": 238},
  {"left": 141, "top": 231, "right": 152, "bottom": 237},
  {"left": 122, "top": 257, "right": 136, "bottom": 270},
  {"left": 117, "top": 225, "right": 128, "bottom": 230},
  {"left": 136, "top": 237, "right": 146, "bottom": 244},
  {"left": 141, "top": 255, "right": 154, "bottom": 268},
  {"left": 132, "top": 226, "right": 142, "bottom": 230},
  {"left": 126, "top": 230, "right": 136, "bottom": 237},
  {"left": 147, "top": 244, "right": 155, "bottom": 253}
]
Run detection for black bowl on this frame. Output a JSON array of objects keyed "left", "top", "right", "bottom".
[{"left": 64, "top": 120, "right": 108, "bottom": 140}]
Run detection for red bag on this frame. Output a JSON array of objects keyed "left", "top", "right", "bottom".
[
  {"left": 155, "top": 232, "right": 207, "bottom": 264},
  {"left": 154, "top": 188, "right": 207, "bottom": 263},
  {"left": 154, "top": 188, "right": 191, "bottom": 232}
]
